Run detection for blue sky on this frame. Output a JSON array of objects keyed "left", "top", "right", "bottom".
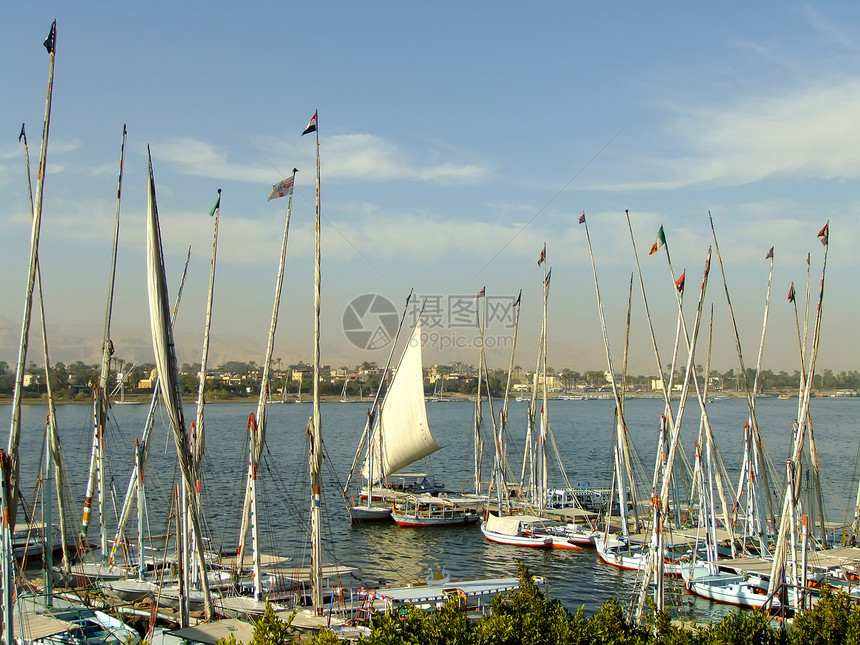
[{"left": 1, "top": 3, "right": 858, "bottom": 376}]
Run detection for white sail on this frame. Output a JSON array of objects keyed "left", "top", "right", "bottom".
[{"left": 363, "top": 320, "right": 439, "bottom": 481}]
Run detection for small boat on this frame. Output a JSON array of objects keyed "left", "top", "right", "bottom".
[
  {"left": 391, "top": 495, "right": 480, "bottom": 528},
  {"left": 480, "top": 514, "right": 553, "bottom": 547}
]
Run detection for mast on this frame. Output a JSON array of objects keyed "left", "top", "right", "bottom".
[
  {"left": 582, "top": 215, "right": 640, "bottom": 533},
  {"left": 8, "top": 20, "right": 57, "bottom": 530},
  {"left": 237, "top": 170, "right": 296, "bottom": 589},
  {"left": 474, "top": 288, "right": 486, "bottom": 495},
  {"left": 146, "top": 148, "right": 212, "bottom": 624},
  {"left": 303, "top": 110, "right": 325, "bottom": 615},
  {"left": 81, "top": 124, "right": 126, "bottom": 557},
  {"left": 19, "top": 122, "right": 71, "bottom": 581},
  {"left": 767, "top": 222, "right": 829, "bottom": 602}
]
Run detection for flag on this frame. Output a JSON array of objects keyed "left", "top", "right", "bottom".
[
  {"left": 476, "top": 287, "right": 485, "bottom": 299},
  {"left": 537, "top": 244, "right": 546, "bottom": 266},
  {"left": 765, "top": 246, "right": 774, "bottom": 259},
  {"left": 44, "top": 20, "right": 56, "bottom": 54},
  {"left": 544, "top": 269, "right": 552, "bottom": 286},
  {"left": 788, "top": 282, "right": 796, "bottom": 303},
  {"left": 208, "top": 189, "right": 221, "bottom": 216},
  {"left": 818, "top": 222, "right": 829, "bottom": 246},
  {"left": 268, "top": 175, "right": 295, "bottom": 201},
  {"left": 514, "top": 289, "right": 522, "bottom": 306},
  {"left": 302, "top": 111, "right": 317, "bottom": 136},
  {"left": 18, "top": 124, "right": 25, "bottom": 143},
  {"left": 675, "top": 271, "right": 685, "bottom": 293},
  {"left": 579, "top": 212, "right": 586, "bottom": 224},
  {"left": 649, "top": 225, "right": 666, "bottom": 255}
]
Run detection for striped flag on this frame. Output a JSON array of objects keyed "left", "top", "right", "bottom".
[
  {"left": 788, "top": 282, "right": 796, "bottom": 303},
  {"left": 649, "top": 225, "right": 666, "bottom": 255},
  {"left": 675, "top": 272, "right": 685, "bottom": 293},
  {"left": 302, "top": 111, "right": 318, "bottom": 136},
  {"left": 544, "top": 269, "right": 552, "bottom": 286},
  {"left": 268, "top": 176, "right": 295, "bottom": 201},
  {"left": 537, "top": 244, "right": 546, "bottom": 266},
  {"left": 476, "top": 287, "right": 485, "bottom": 299}
]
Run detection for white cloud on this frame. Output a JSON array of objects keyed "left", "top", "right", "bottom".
[
  {"left": 151, "top": 133, "right": 490, "bottom": 187},
  {"left": 596, "top": 77, "right": 860, "bottom": 191}
]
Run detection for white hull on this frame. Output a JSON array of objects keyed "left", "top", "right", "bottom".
[{"left": 480, "top": 521, "right": 552, "bottom": 547}]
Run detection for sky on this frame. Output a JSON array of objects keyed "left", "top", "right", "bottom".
[{"left": 1, "top": 2, "right": 859, "bottom": 378}]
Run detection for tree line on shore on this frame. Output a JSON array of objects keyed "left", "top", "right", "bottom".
[{"left": 3, "top": 358, "right": 860, "bottom": 401}]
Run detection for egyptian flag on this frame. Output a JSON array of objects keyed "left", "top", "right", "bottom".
[
  {"left": 788, "top": 282, "right": 796, "bottom": 303},
  {"left": 476, "top": 286, "right": 485, "bottom": 299},
  {"left": 675, "top": 272, "right": 685, "bottom": 293},
  {"left": 817, "top": 222, "right": 829, "bottom": 247},
  {"left": 649, "top": 225, "right": 666, "bottom": 255},
  {"left": 302, "top": 111, "right": 318, "bottom": 136},
  {"left": 537, "top": 244, "right": 546, "bottom": 266}
]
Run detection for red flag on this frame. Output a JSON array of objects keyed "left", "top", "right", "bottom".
[
  {"left": 675, "top": 272, "right": 685, "bottom": 293},
  {"left": 302, "top": 111, "right": 318, "bottom": 136},
  {"left": 579, "top": 212, "right": 586, "bottom": 224},
  {"left": 476, "top": 287, "right": 485, "bottom": 299},
  {"left": 817, "top": 222, "right": 829, "bottom": 246},
  {"left": 537, "top": 244, "right": 546, "bottom": 266},
  {"left": 788, "top": 282, "right": 796, "bottom": 303}
]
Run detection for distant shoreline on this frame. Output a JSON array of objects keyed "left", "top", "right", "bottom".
[{"left": 1, "top": 389, "right": 855, "bottom": 406}]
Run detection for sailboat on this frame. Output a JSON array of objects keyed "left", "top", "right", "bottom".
[{"left": 347, "top": 317, "right": 442, "bottom": 522}]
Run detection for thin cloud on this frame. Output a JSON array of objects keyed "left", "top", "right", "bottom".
[
  {"left": 152, "top": 133, "right": 490, "bottom": 186},
  {"left": 596, "top": 77, "right": 860, "bottom": 191}
]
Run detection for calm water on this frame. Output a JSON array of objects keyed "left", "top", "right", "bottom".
[{"left": 5, "top": 394, "right": 860, "bottom": 623}]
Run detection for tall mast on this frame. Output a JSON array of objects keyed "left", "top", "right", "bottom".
[
  {"left": 8, "top": 20, "right": 57, "bottom": 529},
  {"left": 19, "top": 122, "right": 71, "bottom": 581},
  {"left": 146, "top": 148, "right": 212, "bottom": 624},
  {"left": 81, "top": 124, "right": 126, "bottom": 556},
  {"left": 303, "top": 110, "right": 325, "bottom": 615},
  {"left": 236, "top": 170, "right": 296, "bottom": 592}
]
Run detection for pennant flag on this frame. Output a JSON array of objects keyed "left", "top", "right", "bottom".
[
  {"left": 268, "top": 175, "right": 296, "bottom": 201},
  {"left": 765, "top": 246, "right": 774, "bottom": 259},
  {"left": 208, "top": 189, "right": 221, "bottom": 216},
  {"left": 514, "top": 289, "right": 522, "bottom": 306},
  {"left": 675, "top": 271, "right": 685, "bottom": 293},
  {"left": 788, "top": 282, "right": 796, "bottom": 303},
  {"left": 44, "top": 20, "right": 56, "bottom": 54},
  {"left": 579, "top": 212, "right": 586, "bottom": 224},
  {"left": 817, "top": 222, "right": 829, "bottom": 247},
  {"left": 476, "top": 287, "right": 485, "bottom": 299},
  {"left": 649, "top": 225, "right": 666, "bottom": 255},
  {"left": 302, "top": 111, "right": 318, "bottom": 136},
  {"left": 537, "top": 244, "right": 546, "bottom": 266}
]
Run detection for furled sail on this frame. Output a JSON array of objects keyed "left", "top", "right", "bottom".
[{"left": 363, "top": 320, "right": 439, "bottom": 481}]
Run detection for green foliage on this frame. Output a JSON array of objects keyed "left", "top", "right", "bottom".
[
  {"left": 699, "top": 609, "right": 786, "bottom": 645},
  {"left": 788, "top": 587, "right": 860, "bottom": 645},
  {"left": 249, "top": 603, "right": 295, "bottom": 645}
]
